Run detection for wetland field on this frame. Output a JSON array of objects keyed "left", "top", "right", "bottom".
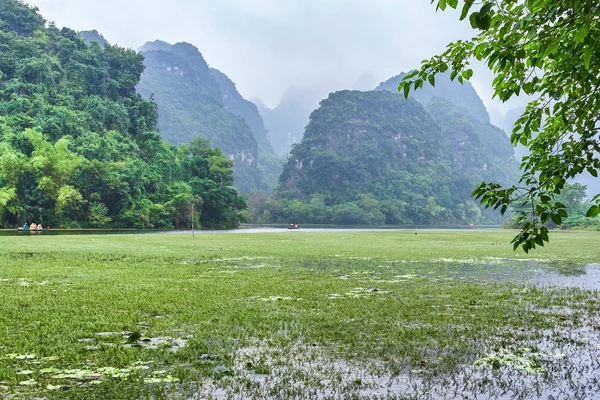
[{"left": 1, "top": 229, "right": 599, "bottom": 399}]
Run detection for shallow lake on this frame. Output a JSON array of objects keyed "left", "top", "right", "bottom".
[{"left": 0, "top": 224, "right": 495, "bottom": 236}]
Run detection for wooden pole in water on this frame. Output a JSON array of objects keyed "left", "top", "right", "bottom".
[{"left": 191, "top": 202, "right": 195, "bottom": 239}]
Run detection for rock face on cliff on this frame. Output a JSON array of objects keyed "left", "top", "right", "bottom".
[
  {"left": 270, "top": 89, "right": 519, "bottom": 225},
  {"left": 209, "top": 68, "right": 272, "bottom": 153},
  {"left": 136, "top": 41, "right": 277, "bottom": 192}
]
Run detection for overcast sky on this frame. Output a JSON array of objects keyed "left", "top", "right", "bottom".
[{"left": 26, "top": 0, "right": 520, "bottom": 114}]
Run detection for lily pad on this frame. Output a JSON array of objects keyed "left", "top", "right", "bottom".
[
  {"left": 17, "top": 370, "right": 34, "bottom": 375},
  {"left": 144, "top": 375, "right": 179, "bottom": 383},
  {"left": 6, "top": 353, "right": 36, "bottom": 360}
]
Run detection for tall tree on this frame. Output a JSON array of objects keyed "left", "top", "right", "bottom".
[{"left": 400, "top": 0, "right": 600, "bottom": 252}]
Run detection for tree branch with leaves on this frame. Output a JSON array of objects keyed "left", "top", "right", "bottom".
[{"left": 400, "top": 0, "right": 600, "bottom": 252}]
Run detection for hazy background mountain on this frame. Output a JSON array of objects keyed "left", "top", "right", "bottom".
[
  {"left": 79, "top": 29, "right": 107, "bottom": 48},
  {"left": 253, "top": 87, "right": 323, "bottom": 156},
  {"left": 376, "top": 72, "right": 491, "bottom": 123}
]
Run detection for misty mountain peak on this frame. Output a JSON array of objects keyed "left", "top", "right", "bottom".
[
  {"left": 79, "top": 30, "right": 108, "bottom": 48},
  {"left": 376, "top": 71, "right": 490, "bottom": 124},
  {"left": 138, "top": 40, "right": 172, "bottom": 53}
]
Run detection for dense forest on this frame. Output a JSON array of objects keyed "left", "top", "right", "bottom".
[
  {"left": 136, "top": 40, "right": 282, "bottom": 193},
  {"left": 253, "top": 89, "right": 520, "bottom": 225},
  {"left": 0, "top": 0, "right": 246, "bottom": 229}
]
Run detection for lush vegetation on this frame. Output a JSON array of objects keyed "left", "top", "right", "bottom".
[
  {"left": 1, "top": 230, "right": 599, "bottom": 398},
  {"left": 252, "top": 90, "right": 518, "bottom": 225},
  {"left": 137, "top": 40, "right": 281, "bottom": 193},
  {"left": 505, "top": 183, "right": 600, "bottom": 230},
  {"left": 0, "top": 0, "right": 246, "bottom": 229},
  {"left": 400, "top": 0, "right": 600, "bottom": 251}
]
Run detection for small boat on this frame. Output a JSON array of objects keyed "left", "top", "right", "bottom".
[
  {"left": 16, "top": 227, "right": 49, "bottom": 232},
  {"left": 288, "top": 224, "right": 300, "bottom": 229}
]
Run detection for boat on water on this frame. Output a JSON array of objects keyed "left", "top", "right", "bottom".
[
  {"left": 16, "top": 227, "right": 50, "bottom": 232},
  {"left": 287, "top": 224, "right": 300, "bottom": 229}
]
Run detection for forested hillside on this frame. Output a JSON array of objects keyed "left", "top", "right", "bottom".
[
  {"left": 137, "top": 41, "right": 280, "bottom": 192},
  {"left": 257, "top": 90, "right": 519, "bottom": 225},
  {"left": 0, "top": 0, "right": 246, "bottom": 229},
  {"left": 209, "top": 68, "right": 284, "bottom": 189}
]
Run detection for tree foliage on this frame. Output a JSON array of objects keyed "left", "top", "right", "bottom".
[
  {"left": 399, "top": 0, "right": 600, "bottom": 252},
  {"left": 0, "top": 0, "right": 246, "bottom": 229}
]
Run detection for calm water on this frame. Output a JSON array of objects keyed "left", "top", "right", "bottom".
[{"left": 0, "top": 225, "right": 493, "bottom": 236}]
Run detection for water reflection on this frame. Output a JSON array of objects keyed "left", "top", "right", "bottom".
[{"left": 0, "top": 225, "right": 488, "bottom": 236}]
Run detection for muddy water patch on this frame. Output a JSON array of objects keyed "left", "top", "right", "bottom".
[
  {"left": 193, "top": 340, "right": 417, "bottom": 399},
  {"left": 528, "top": 263, "right": 600, "bottom": 290},
  {"left": 188, "top": 333, "right": 600, "bottom": 399},
  {"left": 334, "top": 258, "right": 600, "bottom": 291}
]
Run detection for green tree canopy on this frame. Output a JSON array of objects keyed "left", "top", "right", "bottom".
[
  {"left": 0, "top": 0, "right": 246, "bottom": 229},
  {"left": 400, "top": 0, "right": 600, "bottom": 252}
]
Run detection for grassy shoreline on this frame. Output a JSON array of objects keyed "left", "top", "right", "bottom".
[{"left": 1, "top": 230, "right": 599, "bottom": 399}]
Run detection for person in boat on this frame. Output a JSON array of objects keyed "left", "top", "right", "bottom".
[
  {"left": 37, "top": 223, "right": 43, "bottom": 230},
  {"left": 30, "top": 222, "right": 37, "bottom": 230},
  {"left": 22, "top": 223, "right": 28, "bottom": 230}
]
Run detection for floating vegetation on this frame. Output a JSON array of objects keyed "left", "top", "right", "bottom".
[
  {"left": 347, "top": 287, "right": 389, "bottom": 297},
  {"left": 3, "top": 231, "right": 600, "bottom": 398},
  {"left": 5, "top": 354, "right": 36, "bottom": 360},
  {"left": 75, "top": 331, "right": 190, "bottom": 352},
  {"left": 475, "top": 347, "right": 565, "bottom": 373},
  {"left": 327, "top": 287, "right": 389, "bottom": 299},
  {"left": 259, "top": 296, "right": 302, "bottom": 302}
]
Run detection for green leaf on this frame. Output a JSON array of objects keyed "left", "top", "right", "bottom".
[
  {"left": 525, "top": 0, "right": 535, "bottom": 11},
  {"left": 428, "top": 74, "right": 436, "bottom": 87},
  {"left": 403, "top": 83, "right": 411, "bottom": 99},
  {"left": 479, "top": 2, "right": 493, "bottom": 17},
  {"left": 478, "top": 14, "right": 492, "bottom": 30},
  {"left": 583, "top": 47, "right": 593, "bottom": 69},
  {"left": 469, "top": 12, "right": 480, "bottom": 29},
  {"left": 462, "top": 69, "right": 473, "bottom": 80},
  {"left": 460, "top": 0, "right": 475, "bottom": 20},
  {"left": 586, "top": 205, "right": 600, "bottom": 218},
  {"left": 574, "top": 26, "right": 590, "bottom": 45}
]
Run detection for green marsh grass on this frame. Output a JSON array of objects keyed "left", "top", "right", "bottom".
[{"left": 1, "top": 230, "right": 599, "bottom": 398}]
